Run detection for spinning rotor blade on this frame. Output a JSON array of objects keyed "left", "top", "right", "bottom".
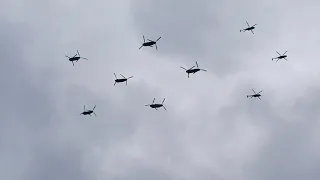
[
  {"left": 127, "top": 76, "right": 133, "bottom": 79},
  {"left": 72, "top": 61, "right": 74, "bottom": 66},
  {"left": 145, "top": 104, "right": 150, "bottom": 106},
  {"left": 139, "top": 45, "right": 143, "bottom": 49},
  {"left": 200, "top": 69, "right": 207, "bottom": 71},
  {"left": 251, "top": 30, "right": 254, "bottom": 34},
  {"left": 114, "top": 82, "right": 116, "bottom": 86},
  {"left": 84, "top": 105, "right": 85, "bottom": 111},
  {"left": 126, "top": 80, "right": 128, "bottom": 86},
  {"left": 77, "top": 50, "right": 80, "bottom": 56},
  {"left": 258, "top": 97, "right": 261, "bottom": 100},
  {"left": 246, "top": 21, "right": 250, "bottom": 27},
  {"left": 81, "top": 57, "right": 87, "bottom": 60},
  {"left": 93, "top": 112, "right": 97, "bottom": 117},
  {"left": 152, "top": 98, "right": 155, "bottom": 104},
  {"left": 163, "top": 106, "right": 167, "bottom": 111},
  {"left": 252, "top": 89, "right": 256, "bottom": 94},
  {"left": 114, "top": 73, "right": 117, "bottom": 79},
  {"left": 189, "top": 66, "right": 195, "bottom": 70},
  {"left": 73, "top": 54, "right": 77, "bottom": 58},
  {"left": 188, "top": 73, "right": 189, "bottom": 78},
  {"left": 196, "top": 61, "right": 199, "bottom": 68},
  {"left": 283, "top": 50, "right": 288, "bottom": 55},
  {"left": 65, "top": 55, "right": 70, "bottom": 58},
  {"left": 252, "top": 24, "right": 257, "bottom": 26},
  {"left": 93, "top": 105, "right": 96, "bottom": 110},
  {"left": 180, "top": 67, "right": 187, "bottom": 70},
  {"left": 284, "top": 58, "right": 288, "bottom": 61},
  {"left": 276, "top": 51, "right": 281, "bottom": 56},
  {"left": 143, "top": 35, "right": 145, "bottom": 42},
  {"left": 155, "top": 44, "right": 158, "bottom": 50},
  {"left": 147, "top": 39, "right": 153, "bottom": 42},
  {"left": 162, "top": 98, "right": 166, "bottom": 104},
  {"left": 120, "top": 74, "right": 126, "bottom": 78},
  {"left": 258, "top": 90, "right": 263, "bottom": 94},
  {"left": 156, "top": 37, "right": 161, "bottom": 42}
]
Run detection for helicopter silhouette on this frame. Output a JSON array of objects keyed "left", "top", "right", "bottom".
[
  {"left": 145, "top": 98, "right": 167, "bottom": 110},
  {"left": 65, "top": 50, "right": 87, "bottom": 66},
  {"left": 180, "top": 61, "right": 207, "bottom": 78},
  {"left": 240, "top": 21, "right": 257, "bottom": 34},
  {"left": 114, "top": 73, "right": 133, "bottom": 86},
  {"left": 247, "top": 89, "right": 263, "bottom": 100},
  {"left": 139, "top": 35, "right": 161, "bottom": 50},
  {"left": 272, "top": 51, "right": 288, "bottom": 62},
  {"left": 80, "top": 105, "right": 97, "bottom": 116}
]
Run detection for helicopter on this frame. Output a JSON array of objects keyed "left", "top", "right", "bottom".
[
  {"left": 145, "top": 98, "right": 167, "bottom": 110},
  {"left": 247, "top": 89, "right": 263, "bottom": 100},
  {"left": 139, "top": 35, "right": 161, "bottom": 50},
  {"left": 65, "top": 50, "right": 87, "bottom": 66},
  {"left": 80, "top": 105, "right": 97, "bottom": 116},
  {"left": 240, "top": 21, "right": 257, "bottom": 34},
  {"left": 272, "top": 51, "right": 288, "bottom": 62},
  {"left": 114, "top": 73, "right": 133, "bottom": 86},
  {"left": 180, "top": 61, "right": 207, "bottom": 78}
]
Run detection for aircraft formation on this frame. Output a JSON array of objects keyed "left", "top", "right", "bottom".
[{"left": 68, "top": 21, "right": 288, "bottom": 116}]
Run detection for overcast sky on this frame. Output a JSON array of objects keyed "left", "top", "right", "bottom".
[{"left": 1, "top": 0, "right": 320, "bottom": 180}]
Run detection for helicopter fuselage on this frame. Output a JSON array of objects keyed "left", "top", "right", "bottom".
[
  {"left": 115, "top": 78, "right": 127, "bottom": 83},
  {"left": 186, "top": 69, "right": 200, "bottom": 73},
  {"left": 69, "top": 57, "right": 80, "bottom": 61},
  {"left": 143, "top": 41, "right": 156, "bottom": 46},
  {"left": 245, "top": 27, "right": 255, "bottom": 31},
  {"left": 82, "top": 110, "right": 93, "bottom": 115},
  {"left": 278, "top": 55, "right": 287, "bottom": 59},
  {"left": 150, "top": 104, "right": 163, "bottom": 108},
  {"left": 249, "top": 94, "right": 261, "bottom": 98}
]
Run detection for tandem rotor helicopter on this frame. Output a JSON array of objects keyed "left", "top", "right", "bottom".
[
  {"left": 80, "top": 105, "right": 97, "bottom": 116},
  {"left": 114, "top": 73, "right": 133, "bottom": 86},
  {"left": 272, "top": 51, "right": 288, "bottom": 62},
  {"left": 65, "top": 50, "right": 87, "bottom": 66},
  {"left": 240, "top": 21, "right": 257, "bottom": 34},
  {"left": 247, "top": 89, "right": 263, "bottom": 100},
  {"left": 180, "top": 61, "right": 207, "bottom": 78},
  {"left": 145, "top": 98, "right": 167, "bottom": 111},
  {"left": 139, "top": 35, "right": 161, "bottom": 50}
]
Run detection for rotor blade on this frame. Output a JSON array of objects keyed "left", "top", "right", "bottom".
[
  {"left": 73, "top": 54, "right": 77, "bottom": 58},
  {"left": 114, "top": 82, "right": 116, "bottom": 86},
  {"left": 252, "top": 89, "right": 256, "bottom": 94},
  {"left": 283, "top": 50, "right": 288, "bottom": 55},
  {"left": 258, "top": 97, "right": 261, "bottom": 100},
  {"left": 81, "top": 57, "right": 87, "bottom": 60},
  {"left": 120, "top": 74, "right": 126, "bottom": 78},
  {"left": 196, "top": 61, "right": 199, "bottom": 68},
  {"left": 145, "top": 104, "right": 150, "bottom": 106},
  {"left": 139, "top": 45, "right": 143, "bottom": 49},
  {"left": 93, "top": 105, "right": 96, "bottom": 110},
  {"left": 155, "top": 44, "right": 158, "bottom": 50},
  {"left": 127, "top": 76, "right": 133, "bottom": 79},
  {"left": 189, "top": 66, "right": 195, "bottom": 70},
  {"left": 188, "top": 73, "right": 189, "bottom": 78},
  {"left": 200, "top": 69, "right": 207, "bottom": 71},
  {"left": 162, "top": 98, "right": 166, "bottom": 104},
  {"left": 77, "top": 50, "right": 80, "bottom": 56},
  {"left": 84, "top": 105, "right": 85, "bottom": 111},
  {"left": 180, "top": 67, "right": 187, "bottom": 70},
  {"left": 258, "top": 90, "right": 263, "bottom": 94},
  {"left": 65, "top": 55, "right": 70, "bottom": 58},
  {"left": 163, "top": 106, "right": 167, "bottom": 111},
  {"left": 156, "top": 37, "right": 161, "bottom": 42},
  {"left": 252, "top": 24, "right": 257, "bottom": 26},
  {"left": 251, "top": 30, "right": 254, "bottom": 34},
  {"left": 147, "top": 39, "right": 153, "bottom": 42},
  {"left": 94, "top": 112, "right": 97, "bottom": 117},
  {"left": 246, "top": 21, "right": 250, "bottom": 27},
  {"left": 152, "top": 98, "right": 155, "bottom": 104},
  {"left": 284, "top": 58, "right": 288, "bottom": 61},
  {"left": 276, "top": 51, "right": 281, "bottom": 56},
  {"left": 72, "top": 61, "right": 74, "bottom": 66},
  {"left": 143, "top": 35, "right": 145, "bottom": 42},
  {"left": 126, "top": 80, "right": 127, "bottom": 86},
  {"left": 276, "top": 59, "right": 279, "bottom": 62},
  {"left": 114, "top": 73, "right": 117, "bottom": 79}
]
